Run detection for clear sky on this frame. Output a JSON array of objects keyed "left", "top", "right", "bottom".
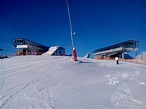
[{"left": 0, "top": 0, "right": 146, "bottom": 57}]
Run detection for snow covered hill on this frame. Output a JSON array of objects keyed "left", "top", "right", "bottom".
[{"left": 0, "top": 56, "right": 146, "bottom": 109}]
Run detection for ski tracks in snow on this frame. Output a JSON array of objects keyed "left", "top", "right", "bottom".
[
  {"left": 0, "top": 59, "right": 50, "bottom": 77},
  {"left": 1, "top": 56, "right": 146, "bottom": 109},
  {"left": 0, "top": 71, "right": 55, "bottom": 109},
  {"left": 0, "top": 83, "right": 30, "bottom": 109},
  {"left": 106, "top": 71, "right": 146, "bottom": 109},
  {"left": 0, "top": 57, "right": 66, "bottom": 109}
]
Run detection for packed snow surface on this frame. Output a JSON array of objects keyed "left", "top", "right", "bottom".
[{"left": 0, "top": 56, "right": 146, "bottom": 109}]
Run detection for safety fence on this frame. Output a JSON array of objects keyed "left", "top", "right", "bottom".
[
  {"left": 120, "top": 58, "right": 146, "bottom": 65},
  {"left": 95, "top": 58, "right": 146, "bottom": 65}
]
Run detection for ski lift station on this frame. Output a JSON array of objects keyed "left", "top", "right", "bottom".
[
  {"left": 93, "top": 40, "right": 139, "bottom": 59},
  {"left": 12, "top": 38, "right": 65, "bottom": 56}
]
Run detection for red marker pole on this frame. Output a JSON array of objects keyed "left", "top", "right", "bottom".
[
  {"left": 72, "top": 47, "right": 77, "bottom": 61},
  {"left": 66, "top": 0, "right": 78, "bottom": 61}
]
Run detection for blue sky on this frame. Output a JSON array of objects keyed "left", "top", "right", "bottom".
[{"left": 0, "top": 0, "right": 146, "bottom": 57}]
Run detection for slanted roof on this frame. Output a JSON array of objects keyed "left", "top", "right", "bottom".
[
  {"left": 42, "top": 46, "right": 65, "bottom": 56},
  {"left": 12, "top": 38, "right": 49, "bottom": 53},
  {"left": 12, "top": 38, "right": 49, "bottom": 49}
]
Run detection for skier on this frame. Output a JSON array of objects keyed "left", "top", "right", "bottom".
[{"left": 115, "top": 57, "right": 119, "bottom": 64}]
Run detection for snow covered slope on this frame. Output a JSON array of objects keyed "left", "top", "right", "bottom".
[{"left": 0, "top": 56, "right": 146, "bottom": 109}]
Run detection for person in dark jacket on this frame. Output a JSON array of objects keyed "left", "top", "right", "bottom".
[{"left": 115, "top": 57, "right": 119, "bottom": 64}]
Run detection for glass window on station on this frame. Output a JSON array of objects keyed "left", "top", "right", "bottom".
[{"left": 14, "top": 40, "right": 28, "bottom": 45}]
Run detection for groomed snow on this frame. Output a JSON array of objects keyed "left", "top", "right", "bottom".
[{"left": 0, "top": 56, "right": 146, "bottom": 109}]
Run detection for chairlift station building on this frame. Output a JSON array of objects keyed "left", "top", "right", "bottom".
[
  {"left": 93, "top": 40, "right": 139, "bottom": 59},
  {"left": 12, "top": 38, "right": 65, "bottom": 56}
]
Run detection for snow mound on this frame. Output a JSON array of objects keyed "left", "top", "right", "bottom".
[
  {"left": 0, "top": 56, "right": 146, "bottom": 109},
  {"left": 42, "top": 46, "right": 59, "bottom": 56}
]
